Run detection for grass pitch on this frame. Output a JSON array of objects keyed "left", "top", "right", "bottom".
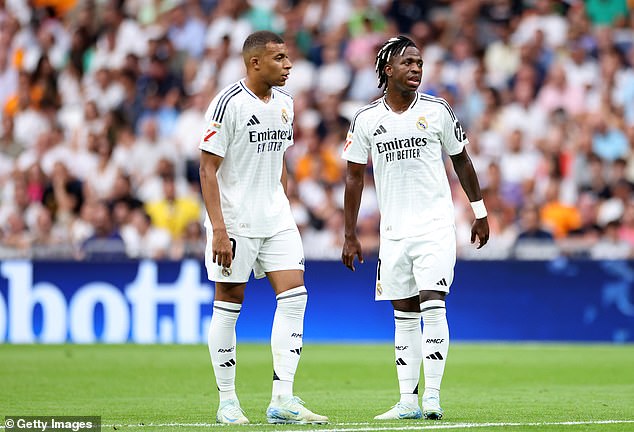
[{"left": 1, "top": 343, "right": 633, "bottom": 431}]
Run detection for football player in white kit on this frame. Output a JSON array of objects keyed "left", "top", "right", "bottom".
[
  {"left": 342, "top": 36, "right": 490, "bottom": 421},
  {"left": 199, "top": 31, "right": 327, "bottom": 425}
]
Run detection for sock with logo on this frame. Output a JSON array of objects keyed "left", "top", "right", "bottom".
[
  {"left": 421, "top": 299, "right": 449, "bottom": 393},
  {"left": 271, "top": 286, "right": 308, "bottom": 400},
  {"left": 208, "top": 300, "right": 241, "bottom": 402},
  {"left": 394, "top": 310, "right": 422, "bottom": 405}
]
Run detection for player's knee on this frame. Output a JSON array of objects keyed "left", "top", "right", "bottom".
[
  {"left": 214, "top": 282, "right": 246, "bottom": 303},
  {"left": 419, "top": 290, "right": 446, "bottom": 303}
]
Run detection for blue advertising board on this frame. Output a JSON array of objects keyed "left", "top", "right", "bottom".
[{"left": 0, "top": 259, "right": 632, "bottom": 343}]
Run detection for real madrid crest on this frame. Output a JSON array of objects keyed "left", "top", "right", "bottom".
[
  {"left": 281, "top": 108, "right": 289, "bottom": 124},
  {"left": 376, "top": 282, "right": 383, "bottom": 296},
  {"left": 416, "top": 116, "right": 428, "bottom": 131}
]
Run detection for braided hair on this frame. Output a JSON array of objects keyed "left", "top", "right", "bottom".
[{"left": 375, "top": 36, "right": 417, "bottom": 90}]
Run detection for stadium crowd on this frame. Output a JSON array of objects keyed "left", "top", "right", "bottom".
[{"left": 0, "top": 0, "right": 632, "bottom": 261}]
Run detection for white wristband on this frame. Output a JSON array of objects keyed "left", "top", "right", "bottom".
[{"left": 470, "top": 199, "right": 488, "bottom": 219}]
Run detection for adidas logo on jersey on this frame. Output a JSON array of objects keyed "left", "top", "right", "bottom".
[
  {"left": 373, "top": 125, "right": 387, "bottom": 136},
  {"left": 247, "top": 115, "right": 261, "bottom": 126},
  {"left": 436, "top": 278, "right": 448, "bottom": 287}
]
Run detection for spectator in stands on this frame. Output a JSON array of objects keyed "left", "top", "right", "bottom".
[
  {"left": 591, "top": 220, "right": 633, "bottom": 259},
  {"left": 41, "top": 161, "right": 83, "bottom": 227},
  {"left": 499, "top": 129, "right": 539, "bottom": 207},
  {"left": 170, "top": 220, "right": 205, "bottom": 260},
  {"left": 484, "top": 22, "right": 520, "bottom": 89},
  {"left": 145, "top": 174, "right": 200, "bottom": 239},
  {"left": 79, "top": 200, "right": 127, "bottom": 261},
  {"left": 121, "top": 208, "right": 171, "bottom": 259},
  {"left": 499, "top": 80, "right": 548, "bottom": 147},
  {"left": 31, "top": 206, "right": 73, "bottom": 259},
  {"left": 585, "top": 0, "right": 630, "bottom": 26},
  {"left": 591, "top": 112, "right": 629, "bottom": 162},
  {"left": 166, "top": 1, "right": 207, "bottom": 60},
  {"left": 513, "top": 203, "right": 557, "bottom": 260},
  {"left": 540, "top": 178, "right": 582, "bottom": 238},
  {"left": 564, "top": 192, "right": 602, "bottom": 258},
  {"left": 84, "top": 134, "right": 121, "bottom": 200},
  {"left": 294, "top": 127, "right": 341, "bottom": 185},
  {"left": 512, "top": 0, "right": 568, "bottom": 49},
  {"left": 536, "top": 63, "right": 585, "bottom": 117}
]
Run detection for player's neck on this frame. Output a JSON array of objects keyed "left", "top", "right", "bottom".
[
  {"left": 384, "top": 90, "right": 416, "bottom": 114},
  {"left": 244, "top": 76, "right": 273, "bottom": 102}
]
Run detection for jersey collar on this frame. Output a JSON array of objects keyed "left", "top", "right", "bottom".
[
  {"left": 240, "top": 79, "right": 275, "bottom": 101},
  {"left": 382, "top": 93, "right": 419, "bottom": 113}
]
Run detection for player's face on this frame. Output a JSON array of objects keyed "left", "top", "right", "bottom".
[
  {"left": 387, "top": 46, "right": 423, "bottom": 92},
  {"left": 259, "top": 42, "right": 292, "bottom": 87}
]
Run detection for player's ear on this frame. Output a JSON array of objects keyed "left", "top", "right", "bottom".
[
  {"left": 249, "top": 55, "right": 260, "bottom": 70},
  {"left": 384, "top": 64, "right": 393, "bottom": 78}
]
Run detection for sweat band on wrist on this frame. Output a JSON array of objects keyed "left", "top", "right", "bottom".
[{"left": 470, "top": 199, "right": 488, "bottom": 219}]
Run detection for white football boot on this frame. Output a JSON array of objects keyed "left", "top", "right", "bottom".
[{"left": 266, "top": 396, "right": 328, "bottom": 424}]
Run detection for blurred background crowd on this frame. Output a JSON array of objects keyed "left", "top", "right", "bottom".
[{"left": 0, "top": 0, "right": 632, "bottom": 261}]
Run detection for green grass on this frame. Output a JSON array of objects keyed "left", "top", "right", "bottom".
[{"left": 1, "top": 344, "right": 633, "bottom": 431}]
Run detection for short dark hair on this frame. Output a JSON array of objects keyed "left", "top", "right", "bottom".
[
  {"left": 242, "top": 31, "right": 285, "bottom": 55},
  {"left": 375, "top": 36, "right": 417, "bottom": 90}
]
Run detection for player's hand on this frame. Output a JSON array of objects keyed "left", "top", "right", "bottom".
[
  {"left": 342, "top": 235, "right": 364, "bottom": 271},
  {"left": 212, "top": 229, "right": 233, "bottom": 269},
  {"left": 471, "top": 217, "right": 490, "bottom": 249}
]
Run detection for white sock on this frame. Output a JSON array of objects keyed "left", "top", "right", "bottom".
[
  {"left": 421, "top": 300, "right": 449, "bottom": 395},
  {"left": 208, "top": 300, "right": 241, "bottom": 402},
  {"left": 394, "top": 310, "right": 422, "bottom": 406},
  {"left": 271, "top": 286, "right": 307, "bottom": 400}
]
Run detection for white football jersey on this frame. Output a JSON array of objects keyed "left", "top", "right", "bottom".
[
  {"left": 199, "top": 79, "right": 296, "bottom": 237},
  {"left": 342, "top": 94, "right": 467, "bottom": 240}
]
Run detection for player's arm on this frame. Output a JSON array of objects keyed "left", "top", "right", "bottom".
[
  {"left": 199, "top": 150, "right": 233, "bottom": 268},
  {"left": 342, "top": 161, "right": 366, "bottom": 271},
  {"left": 450, "top": 147, "right": 490, "bottom": 249},
  {"left": 281, "top": 155, "right": 289, "bottom": 196}
]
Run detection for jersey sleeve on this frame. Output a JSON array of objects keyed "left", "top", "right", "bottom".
[
  {"left": 199, "top": 94, "right": 235, "bottom": 157},
  {"left": 341, "top": 111, "right": 371, "bottom": 164},
  {"left": 439, "top": 98, "right": 468, "bottom": 156},
  {"left": 283, "top": 102, "right": 294, "bottom": 152}
]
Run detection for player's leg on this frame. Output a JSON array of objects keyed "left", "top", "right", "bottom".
[
  {"left": 205, "top": 231, "right": 258, "bottom": 424},
  {"left": 209, "top": 283, "right": 249, "bottom": 424},
  {"left": 259, "top": 228, "right": 328, "bottom": 424},
  {"left": 267, "top": 269, "right": 306, "bottom": 401},
  {"left": 374, "top": 238, "right": 423, "bottom": 420},
  {"left": 419, "top": 290, "right": 448, "bottom": 420},
  {"left": 412, "top": 227, "right": 456, "bottom": 420}
]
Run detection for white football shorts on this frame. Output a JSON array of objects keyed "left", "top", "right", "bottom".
[
  {"left": 375, "top": 225, "right": 456, "bottom": 300},
  {"left": 205, "top": 227, "right": 305, "bottom": 283}
]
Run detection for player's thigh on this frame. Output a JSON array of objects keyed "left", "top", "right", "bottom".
[
  {"left": 255, "top": 228, "right": 305, "bottom": 280},
  {"left": 376, "top": 237, "right": 418, "bottom": 301},
  {"left": 205, "top": 229, "right": 260, "bottom": 283},
  {"left": 410, "top": 226, "right": 457, "bottom": 294}
]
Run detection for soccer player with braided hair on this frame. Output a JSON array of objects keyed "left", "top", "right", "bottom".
[{"left": 342, "top": 35, "right": 489, "bottom": 421}]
